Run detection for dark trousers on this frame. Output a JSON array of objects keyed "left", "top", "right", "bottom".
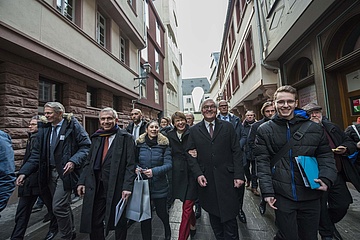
[
  {"left": 11, "top": 188, "right": 57, "bottom": 240},
  {"left": 319, "top": 173, "right": 352, "bottom": 237},
  {"left": 274, "top": 194, "right": 320, "bottom": 240},
  {"left": 208, "top": 213, "right": 239, "bottom": 240},
  {"left": 90, "top": 182, "right": 127, "bottom": 240},
  {"left": 238, "top": 184, "right": 245, "bottom": 209},
  {"left": 250, "top": 160, "right": 258, "bottom": 189},
  {"left": 141, "top": 197, "right": 170, "bottom": 240},
  {"left": 244, "top": 161, "right": 251, "bottom": 183}
]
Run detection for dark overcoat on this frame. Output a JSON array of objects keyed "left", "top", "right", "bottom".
[
  {"left": 186, "top": 119, "right": 244, "bottom": 223},
  {"left": 78, "top": 128, "right": 136, "bottom": 235},
  {"left": 19, "top": 116, "right": 91, "bottom": 192},
  {"left": 167, "top": 126, "right": 197, "bottom": 201}
]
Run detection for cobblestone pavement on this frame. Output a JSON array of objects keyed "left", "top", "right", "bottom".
[{"left": 1, "top": 184, "right": 359, "bottom": 239}]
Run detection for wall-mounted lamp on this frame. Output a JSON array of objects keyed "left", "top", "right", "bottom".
[{"left": 134, "top": 62, "right": 152, "bottom": 89}]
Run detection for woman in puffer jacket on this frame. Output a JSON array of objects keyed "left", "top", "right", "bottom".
[{"left": 135, "top": 120, "right": 172, "bottom": 240}]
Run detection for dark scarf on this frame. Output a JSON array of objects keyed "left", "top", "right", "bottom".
[
  {"left": 93, "top": 124, "right": 119, "bottom": 171},
  {"left": 145, "top": 134, "right": 158, "bottom": 147}
]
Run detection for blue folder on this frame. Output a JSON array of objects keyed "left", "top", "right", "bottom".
[{"left": 295, "top": 156, "right": 321, "bottom": 189}]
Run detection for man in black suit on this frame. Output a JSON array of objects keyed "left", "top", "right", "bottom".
[
  {"left": 125, "top": 108, "right": 147, "bottom": 141},
  {"left": 216, "top": 100, "right": 246, "bottom": 223},
  {"left": 187, "top": 98, "right": 244, "bottom": 240}
]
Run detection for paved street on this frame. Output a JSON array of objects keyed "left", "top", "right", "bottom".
[{"left": 1, "top": 184, "right": 360, "bottom": 240}]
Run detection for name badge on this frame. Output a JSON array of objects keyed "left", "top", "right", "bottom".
[{"left": 60, "top": 135, "right": 65, "bottom": 141}]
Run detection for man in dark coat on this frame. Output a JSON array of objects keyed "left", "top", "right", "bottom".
[
  {"left": 187, "top": 98, "right": 244, "bottom": 240},
  {"left": 126, "top": 108, "right": 147, "bottom": 141},
  {"left": 77, "top": 107, "right": 136, "bottom": 240},
  {"left": 216, "top": 100, "right": 246, "bottom": 223},
  {"left": 247, "top": 101, "right": 275, "bottom": 215},
  {"left": 17, "top": 102, "right": 91, "bottom": 240},
  {"left": 255, "top": 86, "right": 337, "bottom": 240},
  {"left": 303, "top": 102, "right": 358, "bottom": 240},
  {"left": 12, "top": 116, "right": 57, "bottom": 240}
]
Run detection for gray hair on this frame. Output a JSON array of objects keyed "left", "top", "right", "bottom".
[
  {"left": 100, "top": 107, "right": 118, "bottom": 119},
  {"left": 44, "top": 102, "right": 65, "bottom": 113},
  {"left": 201, "top": 98, "right": 217, "bottom": 108}
]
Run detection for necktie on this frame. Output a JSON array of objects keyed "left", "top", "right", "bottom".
[
  {"left": 102, "top": 136, "right": 109, "bottom": 163},
  {"left": 50, "top": 125, "right": 58, "bottom": 166},
  {"left": 209, "top": 123, "right": 214, "bottom": 138},
  {"left": 223, "top": 116, "right": 227, "bottom": 121}
]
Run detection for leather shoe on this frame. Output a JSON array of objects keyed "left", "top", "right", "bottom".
[
  {"left": 251, "top": 188, "right": 260, "bottom": 196},
  {"left": 238, "top": 209, "right": 247, "bottom": 223},
  {"left": 190, "top": 228, "right": 197, "bottom": 238},
  {"left": 259, "top": 200, "right": 266, "bottom": 215},
  {"left": 44, "top": 230, "right": 58, "bottom": 240},
  {"left": 61, "top": 232, "right": 76, "bottom": 240}
]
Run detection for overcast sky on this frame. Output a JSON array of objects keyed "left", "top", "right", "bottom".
[{"left": 177, "top": 0, "right": 228, "bottom": 79}]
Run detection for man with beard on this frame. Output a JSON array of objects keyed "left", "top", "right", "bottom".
[
  {"left": 255, "top": 86, "right": 337, "bottom": 240},
  {"left": 126, "top": 109, "right": 147, "bottom": 141},
  {"left": 247, "top": 101, "right": 275, "bottom": 215},
  {"left": 303, "top": 102, "right": 358, "bottom": 240},
  {"left": 77, "top": 107, "right": 136, "bottom": 240},
  {"left": 187, "top": 98, "right": 244, "bottom": 240}
]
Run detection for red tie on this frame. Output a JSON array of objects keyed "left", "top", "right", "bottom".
[
  {"left": 209, "top": 123, "right": 214, "bottom": 138},
  {"left": 102, "top": 136, "right": 109, "bottom": 163}
]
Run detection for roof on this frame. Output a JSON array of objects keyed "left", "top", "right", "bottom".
[{"left": 182, "top": 77, "right": 210, "bottom": 95}]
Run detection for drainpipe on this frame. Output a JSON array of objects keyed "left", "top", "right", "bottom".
[{"left": 251, "top": 0, "right": 282, "bottom": 87}]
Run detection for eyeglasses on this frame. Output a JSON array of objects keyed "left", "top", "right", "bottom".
[
  {"left": 276, "top": 100, "right": 296, "bottom": 106},
  {"left": 218, "top": 105, "right": 228, "bottom": 108},
  {"left": 202, "top": 105, "right": 217, "bottom": 110}
]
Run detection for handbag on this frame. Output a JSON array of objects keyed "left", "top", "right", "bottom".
[
  {"left": 125, "top": 172, "right": 151, "bottom": 222},
  {"left": 295, "top": 156, "right": 320, "bottom": 189}
]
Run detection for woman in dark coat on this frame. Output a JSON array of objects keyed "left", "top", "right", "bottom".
[
  {"left": 136, "top": 120, "right": 172, "bottom": 240},
  {"left": 167, "top": 111, "right": 197, "bottom": 240}
]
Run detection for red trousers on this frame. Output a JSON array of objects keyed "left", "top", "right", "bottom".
[{"left": 178, "top": 200, "right": 196, "bottom": 240}]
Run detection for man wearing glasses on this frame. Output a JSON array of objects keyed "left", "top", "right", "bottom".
[
  {"left": 216, "top": 100, "right": 247, "bottom": 224},
  {"left": 255, "top": 85, "right": 337, "bottom": 240},
  {"left": 187, "top": 99, "right": 244, "bottom": 240}
]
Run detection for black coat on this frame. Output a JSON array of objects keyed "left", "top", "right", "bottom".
[
  {"left": 78, "top": 128, "right": 136, "bottom": 235},
  {"left": 167, "top": 126, "right": 197, "bottom": 201},
  {"left": 18, "top": 132, "right": 40, "bottom": 197},
  {"left": 322, "top": 119, "right": 360, "bottom": 191},
  {"left": 187, "top": 119, "right": 244, "bottom": 223},
  {"left": 255, "top": 111, "right": 337, "bottom": 201},
  {"left": 217, "top": 113, "right": 242, "bottom": 140},
  {"left": 126, "top": 121, "right": 147, "bottom": 137},
  {"left": 19, "top": 116, "right": 91, "bottom": 192}
]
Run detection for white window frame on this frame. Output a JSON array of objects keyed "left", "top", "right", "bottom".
[
  {"left": 120, "top": 37, "right": 126, "bottom": 63},
  {"left": 97, "top": 12, "right": 106, "bottom": 47},
  {"left": 156, "top": 21, "right": 161, "bottom": 46},
  {"left": 154, "top": 80, "right": 159, "bottom": 104},
  {"left": 56, "top": 0, "right": 75, "bottom": 21},
  {"left": 155, "top": 49, "right": 160, "bottom": 73}
]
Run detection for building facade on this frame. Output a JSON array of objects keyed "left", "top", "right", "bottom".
[
  {"left": 216, "top": 0, "right": 360, "bottom": 128},
  {"left": 153, "top": 0, "right": 183, "bottom": 118},
  {"left": 0, "top": 0, "right": 163, "bottom": 167}
]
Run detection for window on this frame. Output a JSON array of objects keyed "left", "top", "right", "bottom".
[
  {"left": 85, "top": 117, "right": 99, "bottom": 136},
  {"left": 156, "top": 21, "right": 161, "bottom": 46},
  {"left": 145, "top": 0, "right": 149, "bottom": 29},
  {"left": 231, "top": 64, "right": 240, "bottom": 92},
  {"left": 120, "top": 37, "right": 126, "bottom": 63},
  {"left": 186, "top": 97, "right": 191, "bottom": 104},
  {"left": 235, "top": 0, "right": 246, "bottom": 25},
  {"left": 38, "top": 77, "right": 62, "bottom": 108},
  {"left": 240, "top": 31, "right": 255, "bottom": 80},
  {"left": 97, "top": 12, "right": 106, "bottom": 47},
  {"left": 57, "top": 0, "right": 75, "bottom": 21},
  {"left": 155, "top": 49, "right": 160, "bottom": 73},
  {"left": 87, "top": 86, "right": 97, "bottom": 107},
  {"left": 154, "top": 80, "right": 159, "bottom": 104}
]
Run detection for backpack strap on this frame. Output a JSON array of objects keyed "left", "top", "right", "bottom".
[
  {"left": 352, "top": 125, "right": 360, "bottom": 139},
  {"left": 270, "top": 120, "right": 312, "bottom": 168}
]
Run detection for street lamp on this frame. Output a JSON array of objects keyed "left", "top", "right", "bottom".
[{"left": 132, "top": 62, "right": 152, "bottom": 108}]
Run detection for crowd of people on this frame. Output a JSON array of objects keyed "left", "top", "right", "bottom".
[{"left": 1, "top": 84, "right": 360, "bottom": 240}]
